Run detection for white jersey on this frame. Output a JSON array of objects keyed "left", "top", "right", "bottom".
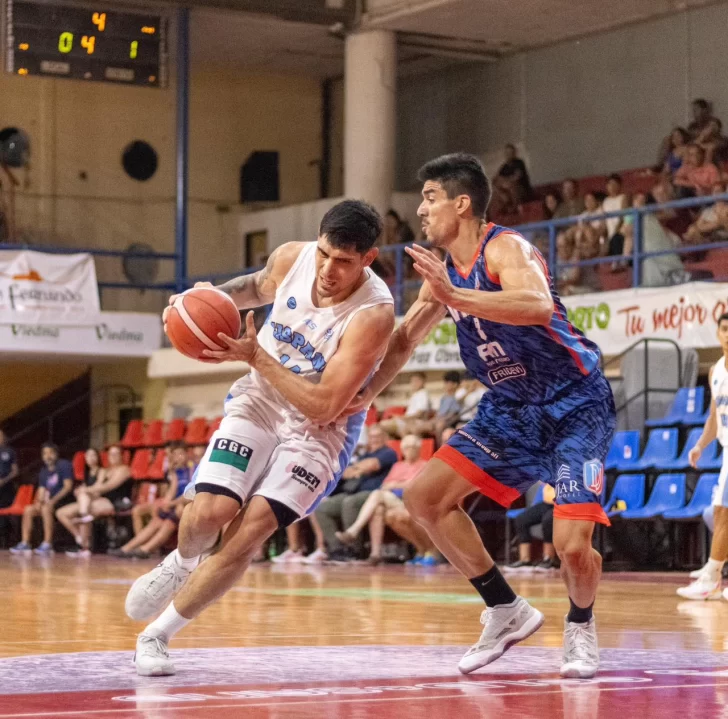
[
  {"left": 224, "top": 242, "right": 393, "bottom": 467},
  {"left": 711, "top": 357, "right": 728, "bottom": 447}
]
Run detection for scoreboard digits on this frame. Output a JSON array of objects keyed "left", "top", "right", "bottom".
[{"left": 5, "top": 0, "right": 168, "bottom": 87}]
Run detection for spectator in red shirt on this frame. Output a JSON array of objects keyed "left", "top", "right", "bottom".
[
  {"left": 335, "top": 434, "right": 429, "bottom": 564},
  {"left": 674, "top": 144, "right": 721, "bottom": 197}
]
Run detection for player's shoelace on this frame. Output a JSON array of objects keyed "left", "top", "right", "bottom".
[
  {"left": 138, "top": 634, "right": 169, "bottom": 659},
  {"left": 145, "top": 563, "right": 186, "bottom": 599},
  {"left": 469, "top": 607, "right": 510, "bottom": 652},
  {"left": 564, "top": 623, "right": 598, "bottom": 664}
]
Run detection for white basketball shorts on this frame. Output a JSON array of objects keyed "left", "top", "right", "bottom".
[{"left": 185, "top": 394, "right": 355, "bottom": 519}]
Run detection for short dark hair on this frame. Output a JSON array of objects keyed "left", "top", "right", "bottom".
[
  {"left": 319, "top": 200, "right": 382, "bottom": 254},
  {"left": 608, "top": 173, "right": 622, "bottom": 184},
  {"left": 41, "top": 442, "right": 59, "bottom": 454},
  {"left": 167, "top": 439, "right": 187, "bottom": 451},
  {"left": 718, "top": 312, "right": 728, "bottom": 325},
  {"left": 417, "top": 153, "right": 491, "bottom": 219},
  {"left": 444, "top": 371, "right": 461, "bottom": 384},
  {"left": 693, "top": 98, "right": 710, "bottom": 110}
]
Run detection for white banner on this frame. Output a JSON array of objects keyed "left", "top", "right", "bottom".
[
  {"left": 402, "top": 281, "right": 728, "bottom": 372},
  {"left": 0, "top": 250, "right": 100, "bottom": 325},
  {"left": 0, "top": 312, "right": 162, "bottom": 358}
]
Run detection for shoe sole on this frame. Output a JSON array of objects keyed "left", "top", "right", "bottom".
[
  {"left": 458, "top": 609, "right": 545, "bottom": 674},
  {"left": 560, "top": 664, "right": 597, "bottom": 679},
  {"left": 136, "top": 665, "right": 177, "bottom": 676},
  {"left": 675, "top": 589, "right": 722, "bottom": 600}
]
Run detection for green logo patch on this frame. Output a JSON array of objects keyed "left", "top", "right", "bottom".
[{"left": 209, "top": 438, "right": 253, "bottom": 472}]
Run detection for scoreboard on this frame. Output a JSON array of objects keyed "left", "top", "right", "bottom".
[{"left": 4, "top": 0, "right": 168, "bottom": 87}]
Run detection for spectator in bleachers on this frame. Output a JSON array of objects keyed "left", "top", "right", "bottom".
[
  {"left": 674, "top": 144, "right": 721, "bottom": 197},
  {"left": 110, "top": 440, "right": 192, "bottom": 559},
  {"left": 622, "top": 192, "right": 686, "bottom": 287},
  {"left": 56, "top": 446, "right": 132, "bottom": 557},
  {"left": 659, "top": 127, "right": 690, "bottom": 177},
  {"left": 688, "top": 98, "right": 718, "bottom": 139},
  {"left": 543, "top": 191, "right": 561, "bottom": 220},
  {"left": 335, "top": 434, "right": 429, "bottom": 564},
  {"left": 493, "top": 144, "right": 533, "bottom": 212},
  {"left": 556, "top": 229, "right": 600, "bottom": 295},
  {"left": 505, "top": 483, "right": 558, "bottom": 573},
  {"left": 578, "top": 192, "right": 607, "bottom": 244},
  {"left": 603, "top": 174, "right": 629, "bottom": 258},
  {"left": 10, "top": 443, "right": 74, "bottom": 555},
  {"left": 314, "top": 425, "right": 398, "bottom": 561},
  {"left": 697, "top": 118, "right": 728, "bottom": 166},
  {"left": 651, "top": 180, "right": 693, "bottom": 238},
  {"left": 552, "top": 179, "right": 585, "bottom": 219},
  {"left": 380, "top": 371, "right": 431, "bottom": 438},
  {"left": 455, "top": 374, "right": 486, "bottom": 425},
  {"left": 271, "top": 515, "right": 327, "bottom": 565},
  {"left": 412, "top": 371, "right": 462, "bottom": 441},
  {"left": 0, "top": 429, "right": 18, "bottom": 510},
  {"left": 190, "top": 445, "right": 206, "bottom": 468},
  {"left": 685, "top": 182, "right": 728, "bottom": 245}
]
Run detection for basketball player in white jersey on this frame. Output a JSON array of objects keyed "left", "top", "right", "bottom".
[
  {"left": 126, "top": 200, "right": 394, "bottom": 675},
  {"left": 677, "top": 312, "right": 728, "bottom": 600}
]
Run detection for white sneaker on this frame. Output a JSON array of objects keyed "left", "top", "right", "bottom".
[
  {"left": 690, "top": 564, "right": 708, "bottom": 580},
  {"left": 302, "top": 548, "right": 328, "bottom": 565},
  {"left": 271, "top": 549, "right": 304, "bottom": 564},
  {"left": 458, "top": 596, "right": 544, "bottom": 674},
  {"left": 676, "top": 576, "right": 722, "bottom": 600},
  {"left": 125, "top": 553, "right": 191, "bottom": 621},
  {"left": 561, "top": 617, "right": 599, "bottom": 678},
  {"left": 134, "top": 632, "right": 176, "bottom": 676}
]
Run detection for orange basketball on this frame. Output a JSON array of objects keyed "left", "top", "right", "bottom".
[{"left": 165, "top": 287, "right": 242, "bottom": 361}]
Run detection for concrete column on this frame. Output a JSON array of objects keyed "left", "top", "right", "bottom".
[{"left": 343, "top": 30, "right": 396, "bottom": 215}]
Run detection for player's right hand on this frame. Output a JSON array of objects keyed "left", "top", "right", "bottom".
[
  {"left": 688, "top": 444, "right": 702, "bottom": 469},
  {"left": 341, "top": 387, "right": 375, "bottom": 418},
  {"left": 162, "top": 281, "right": 214, "bottom": 333}
]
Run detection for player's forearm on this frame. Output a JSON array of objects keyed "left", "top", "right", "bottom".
[
  {"left": 365, "top": 327, "right": 419, "bottom": 400},
  {"left": 697, "top": 413, "right": 718, "bottom": 448},
  {"left": 216, "top": 272, "right": 265, "bottom": 310},
  {"left": 448, "top": 287, "right": 553, "bottom": 326},
  {"left": 248, "top": 348, "right": 339, "bottom": 424}
]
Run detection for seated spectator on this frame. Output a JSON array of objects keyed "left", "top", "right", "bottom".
[
  {"left": 552, "top": 179, "right": 585, "bottom": 219},
  {"left": 688, "top": 98, "right": 719, "bottom": 140},
  {"left": 412, "top": 371, "right": 462, "bottom": 440},
  {"left": 190, "top": 445, "right": 206, "bottom": 468},
  {"left": 505, "top": 483, "right": 559, "bottom": 572},
  {"left": 659, "top": 127, "right": 690, "bottom": 176},
  {"left": 622, "top": 192, "right": 686, "bottom": 287},
  {"left": 335, "top": 434, "right": 429, "bottom": 564},
  {"left": 380, "top": 372, "right": 431, "bottom": 438},
  {"left": 543, "top": 191, "right": 561, "bottom": 220},
  {"left": 556, "top": 229, "right": 600, "bottom": 295},
  {"left": 697, "top": 118, "right": 728, "bottom": 166},
  {"left": 314, "top": 425, "right": 398, "bottom": 561},
  {"left": 0, "top": 428, "right": 19, "bottom": 510},
  {"left": 10, "top": 443, "right": 74, "bottom": 555},
  {"left": 578, "top": 191, "right": 608, "bottom": 245},
  {"left": 56, "top": 446, "right": 132, "bottom": 557},
  {"left": 603, "top": 174, "right": 629, "bottom": 256},
  {"left": 455, "top": 374, "right": 486, "bottom": 425},
  {"left": 110, "top": 440, "right": 192, "bottom": 558},
  {"left": 674, "top": 144, "right": 721, "bottom": 197},
  {"left": 493, "top": 144, "right": 533, "bottom": 213},
  {"left": 271, "top": 516, "right": 328, "bottom": 565},
  {"left": 652, "top": 180, "right": 693, "bottom": 237},
  {"left": 685, "top": 183, "right": 728, "bottom": 245}
]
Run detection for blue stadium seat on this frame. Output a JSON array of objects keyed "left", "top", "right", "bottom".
[
  {"left": 620, "top": 473, "right": 686, "bottom": 519},
  {"left": 645, "top": 387, "right": 704, "bottom": 428},
  {"left": 602, "top": 474, "right": 646, "bottom": 517},
  {"left": 696, "top": 444, "right": 723, "bottom": 472},
  {"left": 616, "top": 428, "right": 679, "bottom": 472},
  {"left": 505, "top": 484, "right": 545, "bottom": 520},
  {"left": 663, "top": 474, "right": 719, "bottom": 520},
  {"left": 605, "top": 431, "right": 640, "bottom": 472},
  {"left": 658, "top": 428, "right": 703, "bottom": 471}
]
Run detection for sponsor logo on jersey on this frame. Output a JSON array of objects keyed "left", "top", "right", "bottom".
[
  {"left": 209, "top": 438, "right": 253, "bottom": 472},
  {"left": 488, "top": 363, "right": 527, "bottom": 384},
  {"left": 303, "top": 319, "right": 317, "bottom": 331},
  {"left": 555, "top": 464, "right": 579, "bottom": 500},
  {"left": 583, "top": 459, "right": 604, "bottom": 495},
  {"left": 288, "top": 463, "right": 321, "bottom": 492},
  {"left": 287, "top": 297, "right": 297, "bottom": 309}
]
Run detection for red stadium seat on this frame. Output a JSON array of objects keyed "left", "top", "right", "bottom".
[
  {"left": 388, "top": 439, "right": 402, "bottom": 460},
  {"left": 120, "top": 420, "right": 145, "bottom": 449},
  {"left": 205, "top": 417, "right": 223, "bottom": 442},
  {"left": 185, "top": 417, "right": 209, "bottom": 445},
  {"left": 147, "top": 449, "right": 167, "bottom": 480},
  {"left": 130, "top": 449, "right": 152, "bottom": 481},
  {"left": 142, "top": 420, "right": 165, "bottom": 447},
  {"left": 381, "top": 406, "right": 406, "bottom": 420},
  {"left": 365, "top": 406, "right": 380, "bottom": 426},
  {"left": 0, "top": 485, "right": 34, "bottom": 516},
  {"left": 165, "top": 419, "right": 187, "bottom": 443},
  {"left": 72, "top": 451, "right": 85, "bottom": 481},
  {"left": 420, "top": 438, "right": 435, "bottom": 460}
]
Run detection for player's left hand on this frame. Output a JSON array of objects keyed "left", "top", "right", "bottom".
[
  {"left": 203, "top": 311, "right": 260, "bottom": 364},
  {"left": 405, "top": 244, "right": 455, "bottom": 305}
]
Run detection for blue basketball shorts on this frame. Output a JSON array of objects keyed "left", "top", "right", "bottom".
[{"left": 435, "top": 371, "right": 616, "bottom": 525}]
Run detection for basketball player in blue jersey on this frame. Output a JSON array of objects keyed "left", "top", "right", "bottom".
[{"left": 350, "top": 153, "right": 616, "bottom": 678}]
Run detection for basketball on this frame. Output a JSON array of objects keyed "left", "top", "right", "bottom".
[{"left": 166, "top": 287, "right": 241, "bottom": 361}]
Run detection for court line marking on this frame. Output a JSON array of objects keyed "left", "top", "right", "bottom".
[{"left": 2, "top": 680, "right": 728, "bottom": 717}]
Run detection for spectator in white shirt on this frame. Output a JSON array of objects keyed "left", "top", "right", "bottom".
[
  {"left": 456, "top": 375, "right": 487, "bottom": 425},
  {"left": 380, "top": 372, "right": 431, "bottom": 438}
]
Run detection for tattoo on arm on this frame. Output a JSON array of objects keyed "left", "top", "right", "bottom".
[{"left": 217, "top": 250, "right": 276, "bottom": 307}]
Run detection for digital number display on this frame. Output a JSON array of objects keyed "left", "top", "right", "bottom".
[{"left": 5, "top": 0, "right": 168, "bottom": 87}]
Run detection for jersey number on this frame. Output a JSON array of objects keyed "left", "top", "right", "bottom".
[{"left": 279, "top": 354, "right": 301, "bottom": 374}]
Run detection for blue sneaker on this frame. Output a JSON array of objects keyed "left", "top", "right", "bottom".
[
  {"left": 33, "top": 542, "right": 53, "bottom": 555},
  {"left": 9, "top": 542, "right": 32, "bottom": 555},
  {"left": 406, "top": 555, "right": 424, "bottom": 566},
  {"left": 419, "top": 554, "right": 438, "bottom": 567}
]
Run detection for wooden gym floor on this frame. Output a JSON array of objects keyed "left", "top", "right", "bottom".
[{"left": 1, "top": 555, "right": 728, "bottom": 718}]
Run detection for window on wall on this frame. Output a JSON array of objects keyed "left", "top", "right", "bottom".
[{"left": 245, "top": 230, "right": 268, "bottom": 269}]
